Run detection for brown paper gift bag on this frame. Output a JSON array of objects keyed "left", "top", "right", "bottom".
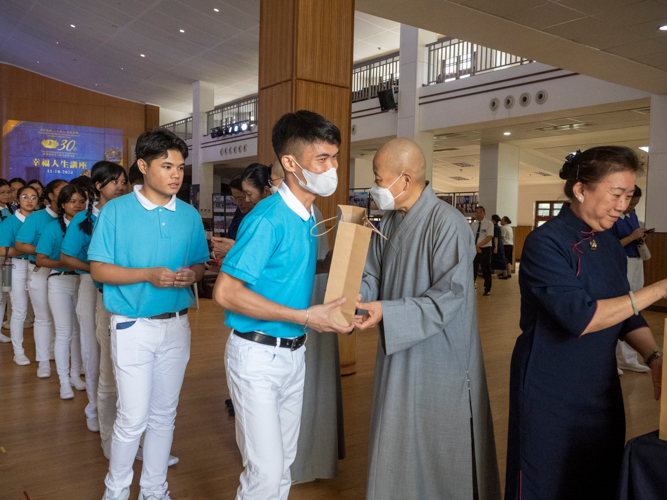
[{"left": 323, "top": 205, "right": 374, "bottom": 327}]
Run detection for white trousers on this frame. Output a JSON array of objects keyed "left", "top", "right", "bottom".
[
  {"left": 48, "top": 273, "right": 81, "bottom": 385},
  {"left": 77, "top": 273, "right": 99, "bottom": 419},
  {"left": 96, "top": 291, "right": 115, "bottom": 449},
  {"left": 617, "top": 257, "right": 646, "bottom": 367},
  {"left": 225, "top": 333, "right": 306, "bottom": 500},
  {"left": 9, "top": 258, "right": 30, "bottom": 356},
  {"left": 28, "top": 264, "right": 54, "bottom": 362},
  {"left": 105, "top": 313, "right": 191, "bottom": 496}
]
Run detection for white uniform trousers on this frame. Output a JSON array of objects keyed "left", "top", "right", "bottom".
[
  {"left": 9, "top": 258, "right": 30, "bottom": 356},
  {"left": 105, "top": 313, "right": 191, "bottom": 497},
  {"left": 77, "top": 273, "right": 99, "bottom": 419},
  {"left": 48, "top": 273, "right": 81, "bottom": 385},
  {"left": 225, "top": 332, "right": 306, "bottom": 500},
  {"left": 617, "top": 256, "right": 647, "bottom": 368},
  {"left": 28, "top": 264, "right": 54, "bottom": 362},
  {"left": 95, "top": 291, "right": 115, "bottom": 452}
]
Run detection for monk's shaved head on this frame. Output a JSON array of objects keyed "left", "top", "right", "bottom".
[{"left": 374, "top": 138, "right": 427, "bottom": 183}]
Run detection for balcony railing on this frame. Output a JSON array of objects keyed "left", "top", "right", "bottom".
[
  {"left": 427, "top": 38, "right": 531, "bottom": 85},
  {"left": 352, "top": 51, "right": 399, "bottom": 103},
  {"left": 161, "top": 116, "right": 192, "bottom": 141},
  {"left": 207, "top": 96, "right": 258, "bottom": 132}
]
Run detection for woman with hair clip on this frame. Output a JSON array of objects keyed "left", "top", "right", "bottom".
[
  {"left": 61, "top": 161, "right": 127, "bottom": 431},
  {"left": 0, "top": 185, "right": 39, "bottom": 355},
  {"left": 15, "top": 178, "right": 68, "bottom": 378},
  {"left": 36, "top": 184, "right": 87, "bottom": 399}
]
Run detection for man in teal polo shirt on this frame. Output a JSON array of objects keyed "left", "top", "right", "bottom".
[
  {"left": 90, "top": 129, "right": 209, "bottom": 500},
  {"left": 214, "top": 111, "right": 354, "bottom": 500}
]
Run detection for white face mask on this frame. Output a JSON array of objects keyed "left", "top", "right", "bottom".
[
  {"left": 289, "top": 156, "right": 338, "bottom": 197},
  {"left": 370, "top": 172, "right": 405, "bottom": 211}
]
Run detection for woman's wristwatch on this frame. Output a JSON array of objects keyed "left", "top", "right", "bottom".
[{"left": 644, "top": 348, "right": 664, "bottom": 368}]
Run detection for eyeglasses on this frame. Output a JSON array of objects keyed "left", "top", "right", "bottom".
[
  {"left": 233, "top": 197, "right": 245, "bottom": 204},
  {"left": 20, "top": 195, "right": 38, "bottom": 201}
]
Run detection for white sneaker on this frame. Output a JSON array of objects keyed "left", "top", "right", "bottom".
[
  {"left": 2, "top": 320, "right": 9, "bottom": 329},
  {"left": 102, "top": 488, "right": 130, "bottom": 500},
  {"left": 13, "top": 354, "right": 30, "bottom": 365},
  {"left": 617, "top": 361, "right": 651, "bottom": 373},
  {"left": 70, "top": 376, "right": 86, "bottom": 391},
  {"left": 87, "top": 417, "right": 100, "bottom": 432},
  {"left": 0, "top": 333, "right": 10, "bottom": 342},
  {"left": 617, "top": 368, "right": 624, "bottom": 376},
  {"left": 37, "top": 361, "right": 51, "bottom": 378},
  {"left": 60, "top": 383, "right": 74, "bottom": 400},
  {"left": 135, "top": 446, "right": 179, "bottom": 467},
  {"left": 138, "top": 491, "right": 172, "bottom": 500}
]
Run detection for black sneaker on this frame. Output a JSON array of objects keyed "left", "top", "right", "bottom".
[{"left": 483, "top": 291, "right": 491, "bottom": 296}]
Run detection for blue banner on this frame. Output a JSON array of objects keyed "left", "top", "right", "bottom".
[{"left": 2, "top": 120, "right": 123, "bottom": 183}]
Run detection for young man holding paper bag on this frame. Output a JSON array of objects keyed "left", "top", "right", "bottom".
[
  {"left": 214, "top": 110, "right": 353, "bottom": 500},
  {"left": 355, "top": 138, "right": 501, "bottom": 500}
]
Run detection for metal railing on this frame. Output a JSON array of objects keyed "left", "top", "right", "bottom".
[
  {"left": 427, "top": 38, "right": 531, "bottom": 85},
  {"left": 161, "top": 117, "right": 192, "bottom": 141},
  {"left": 207, "top": 96, "right": 258, "bottom": 132},
  {"left": 352, "top": 51, "right": 399, "bottom": 103}
]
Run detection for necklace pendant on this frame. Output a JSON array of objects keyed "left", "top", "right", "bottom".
[{"left": 590, "top": 239, "right": 597, "bottom": 251}]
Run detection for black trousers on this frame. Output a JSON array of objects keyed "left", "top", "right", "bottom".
[{"left": 473, "top": 247, "right": 493, "bottom": 292}]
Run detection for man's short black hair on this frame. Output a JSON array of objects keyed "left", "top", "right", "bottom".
[
  {"left": 128, "top": 161, "right": 143, "bottom": 185},
  {"left": 272, "top": 110, "right": 341, "bottom": 163},
  {"left": 135, "top": 128, "right": 189, "bottom": 166}
]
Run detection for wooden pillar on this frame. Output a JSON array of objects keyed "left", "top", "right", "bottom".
[{"left": 258, "top": 0, "right": 357, "bottom": 374}]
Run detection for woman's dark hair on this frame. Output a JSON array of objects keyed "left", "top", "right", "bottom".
[
  {"left": 128, "top": 161, "right": 143, "bottom": 186},
  {"left": 8, "top": 177, "right": 27, "bottom": 188},
  {"left": 56, "top": 184, "right": 87, "bottom": 234},
  {"left": 135, "top": 128, "right": 189, "bottom": 166},
  {"left": 229, "top": 174, "right": 243, "bottom": 192},
  {"left": 27, "top": 179, "right": 44, "bottom": 190},
  {"left": 0, "top": 179, "right": 13, "bottom": 218},
  {"left": 41, "top": 179, "right": 67, "bottom": 208},
  {"left": 79, "top": 161, "right": 126, "bottom": 235},
  {"left": 502, "top": 216, "right": 512, "bottom": 225},
  {"left": 559, "top": 146, "right": 643, "bottom": 200},
  {"left": 491, "top": 214, "right": 501, "bottom": 223},
  {"left": 70, "top": 175, "right": 93, "bottom": 195},
  {"left": 272, "top": 110, "right": 341, "bottom": 164},
  {"left": 17, "top": 185, "right": 39, "bottom": 200},
  {"left": 242, "top": 163, "right": 272, "bottom": 193},
  {"left": 632, "top": 185, "right": 642, "bottom": 199}
]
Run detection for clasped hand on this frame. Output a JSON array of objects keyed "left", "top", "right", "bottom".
[{"left": 147, "top": 267, "right": 197, "bottom": 288}]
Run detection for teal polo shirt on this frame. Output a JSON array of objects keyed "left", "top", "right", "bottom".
[
  {"left": 0, "top": 207, "right": 12, "bottom": 222},
  {"left": 87, "top": 186, "right": 210, "bottom": 318},
  {"left": 222, "top": 182, "right": 317, "bottom": 338},
  {"left": 61, "top": 205, "right": 99, "bottom": 274},
  {"left": 36, "top": 219, "right": 70, "bottom": 272},
  {"left": 0, "top": 211, "right": 29, "bottom": 259},
  {"left": 15, "top": 207, "right": 58, "bottom": 262}
]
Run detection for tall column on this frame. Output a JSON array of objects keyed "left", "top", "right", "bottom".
[
  {"left": 643, "top": 94, "right": 667, "bottom": 308},
  {"left": 258, "top": 0, "right": 356, "bottom": 374},
  {"left": 478, "top": 143, "right": 520, "bottom": 223},
  {"left": 397, "top": 25, "right": 437, "bottom": 181},
  {"left": 191, "top": 81, "right": 215, "bottom": 219}
]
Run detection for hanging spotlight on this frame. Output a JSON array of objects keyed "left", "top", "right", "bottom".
[
  {"left": 210, "top": 128, "right": 217, "bottom": 139},
  {"left": 248, "top": 121, "right": 258, "bottom": 132},
  {"left": 228, "top": 125, "right": 234, "bottom": 135},
  {"left": 233, "top": 123, "right": 240, "bottom": 134},
  {"left": 240, "top": 121, "right": 249, "bottom": 132}
]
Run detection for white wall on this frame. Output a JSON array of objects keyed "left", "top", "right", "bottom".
[
  {"left": 160, "top": 108, "right": 191, "bottom": 126},
  {"left": 517, "top": 182, "right": 567, "bottom": 226},
  {"left": 350, "top": 157, "right": 375, "bottom": 188}
]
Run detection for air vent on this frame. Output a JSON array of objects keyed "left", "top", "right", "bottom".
[
  {"left": 534, "top": 172, "right": 552, "bottom": 177},
  {"left": 536, "top": 122, "right": 594, "bottom": 132},
  {"left": 434, "top": 147, "right": 460, "bottom": 152},
  {"left": 449, "top": 176, "right": 470, "bottom": 181},
  {"left": 630, "top": 107, "right": 651, "bottom": 115},
  {"left": 435, "top": 133, "right": 462, "bottom": 139},
  {"left": 453, "top": 162, "right": 474, "bottom": 168}
]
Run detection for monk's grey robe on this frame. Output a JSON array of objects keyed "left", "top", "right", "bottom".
[
  {"left": 360, "top": 184, "right": 500, "bottom": 500},
  {"left": 291, "top": 206, "right": 345, "bottom": 483}
]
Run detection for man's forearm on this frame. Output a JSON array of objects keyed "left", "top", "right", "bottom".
[{"left": 90, "top": 261, "right": 150, "bottom": 285}]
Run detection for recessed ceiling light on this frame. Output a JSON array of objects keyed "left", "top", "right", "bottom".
[
  {"left": 503, "top": 132, "right": 511, "bottom": 136},
  {"left": 214, "top": 8, "right": 219, "bottom": 12},
  {"left": 659, "top": 24, "right": 667, "bottom": 31},
  {"left": 140, "top": 54, "right": 145, "bottom": 57},
  {"left": 56, "top": 41, "right": 59, "bottom": 45},
  {"left": 36, "top": 61, "right": 39, "bottom": 64},
  {"left": 121, "top": 67, "right": 124, "bottom": 70},
  {"left": 70, "top": 24, "right": 76, "bottom": 28},
  {"left": 179, "top": 29, "right": 184, "bottom": 33},
  {"left": 639, "top": 146, "right": 649, "bottom": 152}
]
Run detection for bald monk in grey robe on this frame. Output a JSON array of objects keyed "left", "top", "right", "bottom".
[
  {"left": 355, "top": 138, "right": 501, "bottom": 500},
  {"left": 291, "top": 205, "right": 345, "bottom": 482}
]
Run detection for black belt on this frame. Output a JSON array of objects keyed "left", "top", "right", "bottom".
[
  {"left": 147, "top": 308, "right": 188, "bottom": 320},
  {"left": 233, "top": 330, "right": 307, "bottom": 351},
  {"left": 48, "top": 271, "right": 78, "bottom": 279}
]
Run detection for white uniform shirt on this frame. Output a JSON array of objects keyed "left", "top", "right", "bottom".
[
  {"left": 501, "top": 224, "right": 514, "bottom": 246},
  {"left": 471, "top": 219, "right": 494, "bottom": 248}
]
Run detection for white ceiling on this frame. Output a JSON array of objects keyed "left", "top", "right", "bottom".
[{"left": 0, "top": 0, "right": 400, "bottom": 115}]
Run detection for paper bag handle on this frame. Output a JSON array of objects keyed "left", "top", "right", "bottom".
[{"left": 310, "top": 214, "right": 387, "bottom": 240}]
